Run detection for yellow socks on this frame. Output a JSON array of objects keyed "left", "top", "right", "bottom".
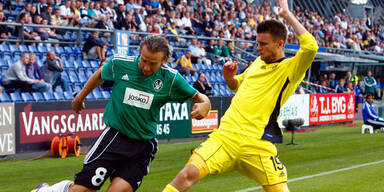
[{"left": 162, "top": 184, "right": 179, "bottom": 192}]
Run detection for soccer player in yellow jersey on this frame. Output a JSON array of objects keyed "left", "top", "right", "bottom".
[{"left": 163, "top": 0, "right": 318, "bottom": 191}]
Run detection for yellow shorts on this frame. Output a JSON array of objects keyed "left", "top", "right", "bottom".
[{"left": 193, "top": 129, "right": 287, "bottom": 186}]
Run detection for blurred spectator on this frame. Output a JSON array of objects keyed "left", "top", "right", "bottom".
[
  {"left": 172, "top": 50, "right": 198, "bottom": 76},
  {"left": 188, "top": 38, "right": 201, "bottom": 64},
  {"left": 82, "top": 31, "right": 107, "bottom": 61},
  {"left": 350, "top": 70, "right": 359, "bottom": 84},
  {"left": 117, "top": 13, "right": 138, "bottom": 30},
  {"left": 16, "top": 14, "right": 41, "bottom": 43},
  {"left": 346, "top": 81, "right": 354, "bottom": 93},
  {"left": 364, "top": 70, "right": 376, "bottom": 96},
  {"left": 181, "top": 12, "right": 195, "bottom": 35},
  {"left": 37, "top": 19, "right": 57, "bottom": 42},
  {"left": 51, "top": 9, "right": 63, "bottom": 26},
  {"left": 25, "top": 53, "right": 51, "bottom": 93},
  {"left": 335, "top": 78, "right": 346, "bottom": 93},
  {"left": 318, "top": 80, "right": 328, "bottom": 93},
  {"left": 197, "top": 41, "right": 211, "bottom": 65},
  {"left": 0, "top": 11, "right": 11, "bottom": 44},
  {"left": 362, "top": 94, "right": 384, "bottom": 130},
  {"left": 37, "top": 0, "right": 48, "bottom": 15},
  {"left": 375, "top": 76, "right": 382, "bottom": 99},
  {"left": 42, "top": 51, "right": 70, "bottom": 92},
  {"left": 41, "top": 5, "right": 53, "bottom": 25},
  {"left": 95, "top": 14, "right": 114, "bottom": 37},
  {"left": 353, "top": 80, "right": 364, "bottom": 111},
  {"left": 328, "top": 72, "right": 337, "bottom": 89},
  {"left": 3, "top": 54, "right": 39, "bottom": 92},
  {"left": 193, "top": 72, "right": 213, "bottom": 96},
  {"left": 30, "top": 5, "right": 38, "bottom": 17},
  {"left": 16, "top": 3, "right": 32, "bottom": 22},
  {"left": 107, "top": 1, "right": 117, "bottom": 22},
  {"left": 222, "top": 41, "right": 235, "bottom": 60},
  {"left": 116, "top": 4, "right": 126, "bottom": 26}
]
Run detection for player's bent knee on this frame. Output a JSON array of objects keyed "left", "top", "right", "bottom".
[
  {"left": 186, "top": 153, "right": 209, "bottom": 180},
  {"left": 263, "top": 182, "right": 289, "bottom": 192}
]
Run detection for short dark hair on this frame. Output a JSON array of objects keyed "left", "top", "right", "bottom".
[
  {"left": 139, "top": 35, "right": 172, "bottom": 63},
  {"left": 366, "top": 93, "right": 373, "bottom": 100},
  {"left": 257, "top": 20, "right": 287, "bottom": 42}
]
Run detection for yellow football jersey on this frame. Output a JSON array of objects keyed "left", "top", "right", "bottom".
[{"left": 220, "top": 32, "right": 318, "bottom": 143}]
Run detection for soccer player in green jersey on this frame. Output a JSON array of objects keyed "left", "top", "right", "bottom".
[
  {"left": 163, "top": 0, "right": 318, "bottom": 192},
  {"left": 32, "top": 35, "right": 211, "bottom": 192}
]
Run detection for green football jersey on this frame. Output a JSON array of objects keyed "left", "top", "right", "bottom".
[{"left": 101, "top": 55, "right": 197, "bottom": 140}]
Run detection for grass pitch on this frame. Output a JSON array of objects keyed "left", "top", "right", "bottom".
[{"left": 1, "top": 122, "right": 384, "bottom": 192}]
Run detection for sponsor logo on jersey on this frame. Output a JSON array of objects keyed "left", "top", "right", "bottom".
[
  {"left": 123, "top": 88, "right": 154, "bottom": 110},
  {"left": 153, "top": 79, "right": 163, "bottom": 91},
  {"left": 121, "top": 74, "right": 129, "bottom": 81}
]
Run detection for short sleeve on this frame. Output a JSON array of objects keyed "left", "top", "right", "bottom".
[
  {"left": 170, "top": 72, "right": 198, "bottom": 103},
  {"left": 101, "top": 56, "right": 115, "bottom": 81}
]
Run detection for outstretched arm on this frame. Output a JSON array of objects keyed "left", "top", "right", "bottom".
[
  {"left": 72, "top": 68, "right": 104, "bottom": 114},
  {"left": 278, "top": 0, "right": 307, "bottom": 36}
]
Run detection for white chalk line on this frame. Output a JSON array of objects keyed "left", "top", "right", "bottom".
[{"left": 235, "top": 159, "right": 384, "bottom": 192}]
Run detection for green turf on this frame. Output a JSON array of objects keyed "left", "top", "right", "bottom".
[{"left": 1, "top": 122, "right": 384, "bottom": 192}]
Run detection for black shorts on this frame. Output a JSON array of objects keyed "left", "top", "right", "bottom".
[{"left": 74, "top": 127, "right": 158, "bottom": 191}]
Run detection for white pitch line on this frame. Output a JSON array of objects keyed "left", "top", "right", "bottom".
[{"left": 236, "top": 159, "right": 384, "bottom": 192}]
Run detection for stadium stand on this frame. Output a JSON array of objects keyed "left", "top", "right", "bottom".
[{"left": 0, "top": 0, "right": 382, "bottom": 102}]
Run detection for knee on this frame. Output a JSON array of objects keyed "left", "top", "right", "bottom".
[
  {"left": 181, "top": 165, "right": 199, "bottom": 183},
  {"left": 173, "top": 165, "right": 200, "bottom": 189}
]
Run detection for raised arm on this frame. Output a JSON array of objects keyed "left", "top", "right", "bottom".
[{"left": 278, "top": 0, "right": 307, "bottom": 36}]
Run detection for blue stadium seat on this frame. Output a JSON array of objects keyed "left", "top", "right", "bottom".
[
  {"left": 185, "top": 75, "right": 192, "bottom": 83},
  {"left": 85, "top": 92, "right": 95, "bottom": 100},
  {"left": 213, "top": 90, "right": 219, "bottom": 96},
  {"left": 93, "top": 89, "right": 103, "bottom": 100},
  {"left": 89, "top": 60, "right": 99, "bottom": 69},
  {"left": 0, "top": 93, "right": 11, "bottom": 102},
  {"left": 81, "top": 60, "right": 91, "bottom": 69},
  {"left": 72, "top": 46, "right": 81, "bottom": 54},
  {"left": 32, "top": 92, "right": 45, "bottom": 102},
  {"left": 86, "top": 70, "right": 94, "bottom": 78},
  {"left": 64, "top": 60, "right": 75, "bottom": 69},
  {"left": 68, "top": 71, "right": 80, "bottom": 84},
  {"left": 73, "top": 60, "right": 82, "bottom": 69},
  {"left": 63, "top": 91, "right": 74, "bottom": 100},
  {"left": 54, "top": 91, "right": 65, "bottom": 101},
  {"left": 219, "top": 89, "right": 226, "bottom": 96},
  {"left": 28, "top": 45, "right": 39, "bottom": 54},
  {"left": 10, "top": 92, "right": 23, "bottom": 102},
  {"left": 206, "top": 64, "right": 213, "bottom": 71},
  {"left": 212, "top": 64, "right": 218, "bottom": 71},
  {"left": 19, "top": 45, "right": 29, "bottom": 54},
  {"left": 43, "top": 92, "right": 56, "bottom": 101},
  {"left": 225, "top": 89, "right": 232, "bottom": 96},
  {"left": 21, "top": 92, "right": 34, "bottom": 102},
  {"left": 46, "top": 46, "right": 55, "bottom": 53},
  {"left": 213, "top": 84, "right": 219, "bottom": 91},
  {"left": 9, "top": 44, "right": 21, "bottom": 57},
  {"left": 37, "top": 45, "right": 48, "bottom": 55},
  {"left": 73, "top": 85, "right": 83, "bottom": 93},
  {"left": 101, "top": 91, "right": 110, "bottom": 99},
  {"left": 0, "top": 58, "right": 8, "bottom": 70},
  {"left": 64, "top": 46, "right": 73, "bottom": 55},
  {"left": 55, "top": 46, "right": 66, "bottom": 57},
  {"left": 78, "top": 70, "right": 88, "bottom": 84},
  {"left": 0, "top": 44, "right": 11, "bottom": 56}
]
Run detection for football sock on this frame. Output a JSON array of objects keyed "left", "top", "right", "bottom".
[
  {"left": 38, "top": 180, "right": 73, "bottom": 192},
  {"left": 162, "top": 184, "right": 180, "bottom": 192}
]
